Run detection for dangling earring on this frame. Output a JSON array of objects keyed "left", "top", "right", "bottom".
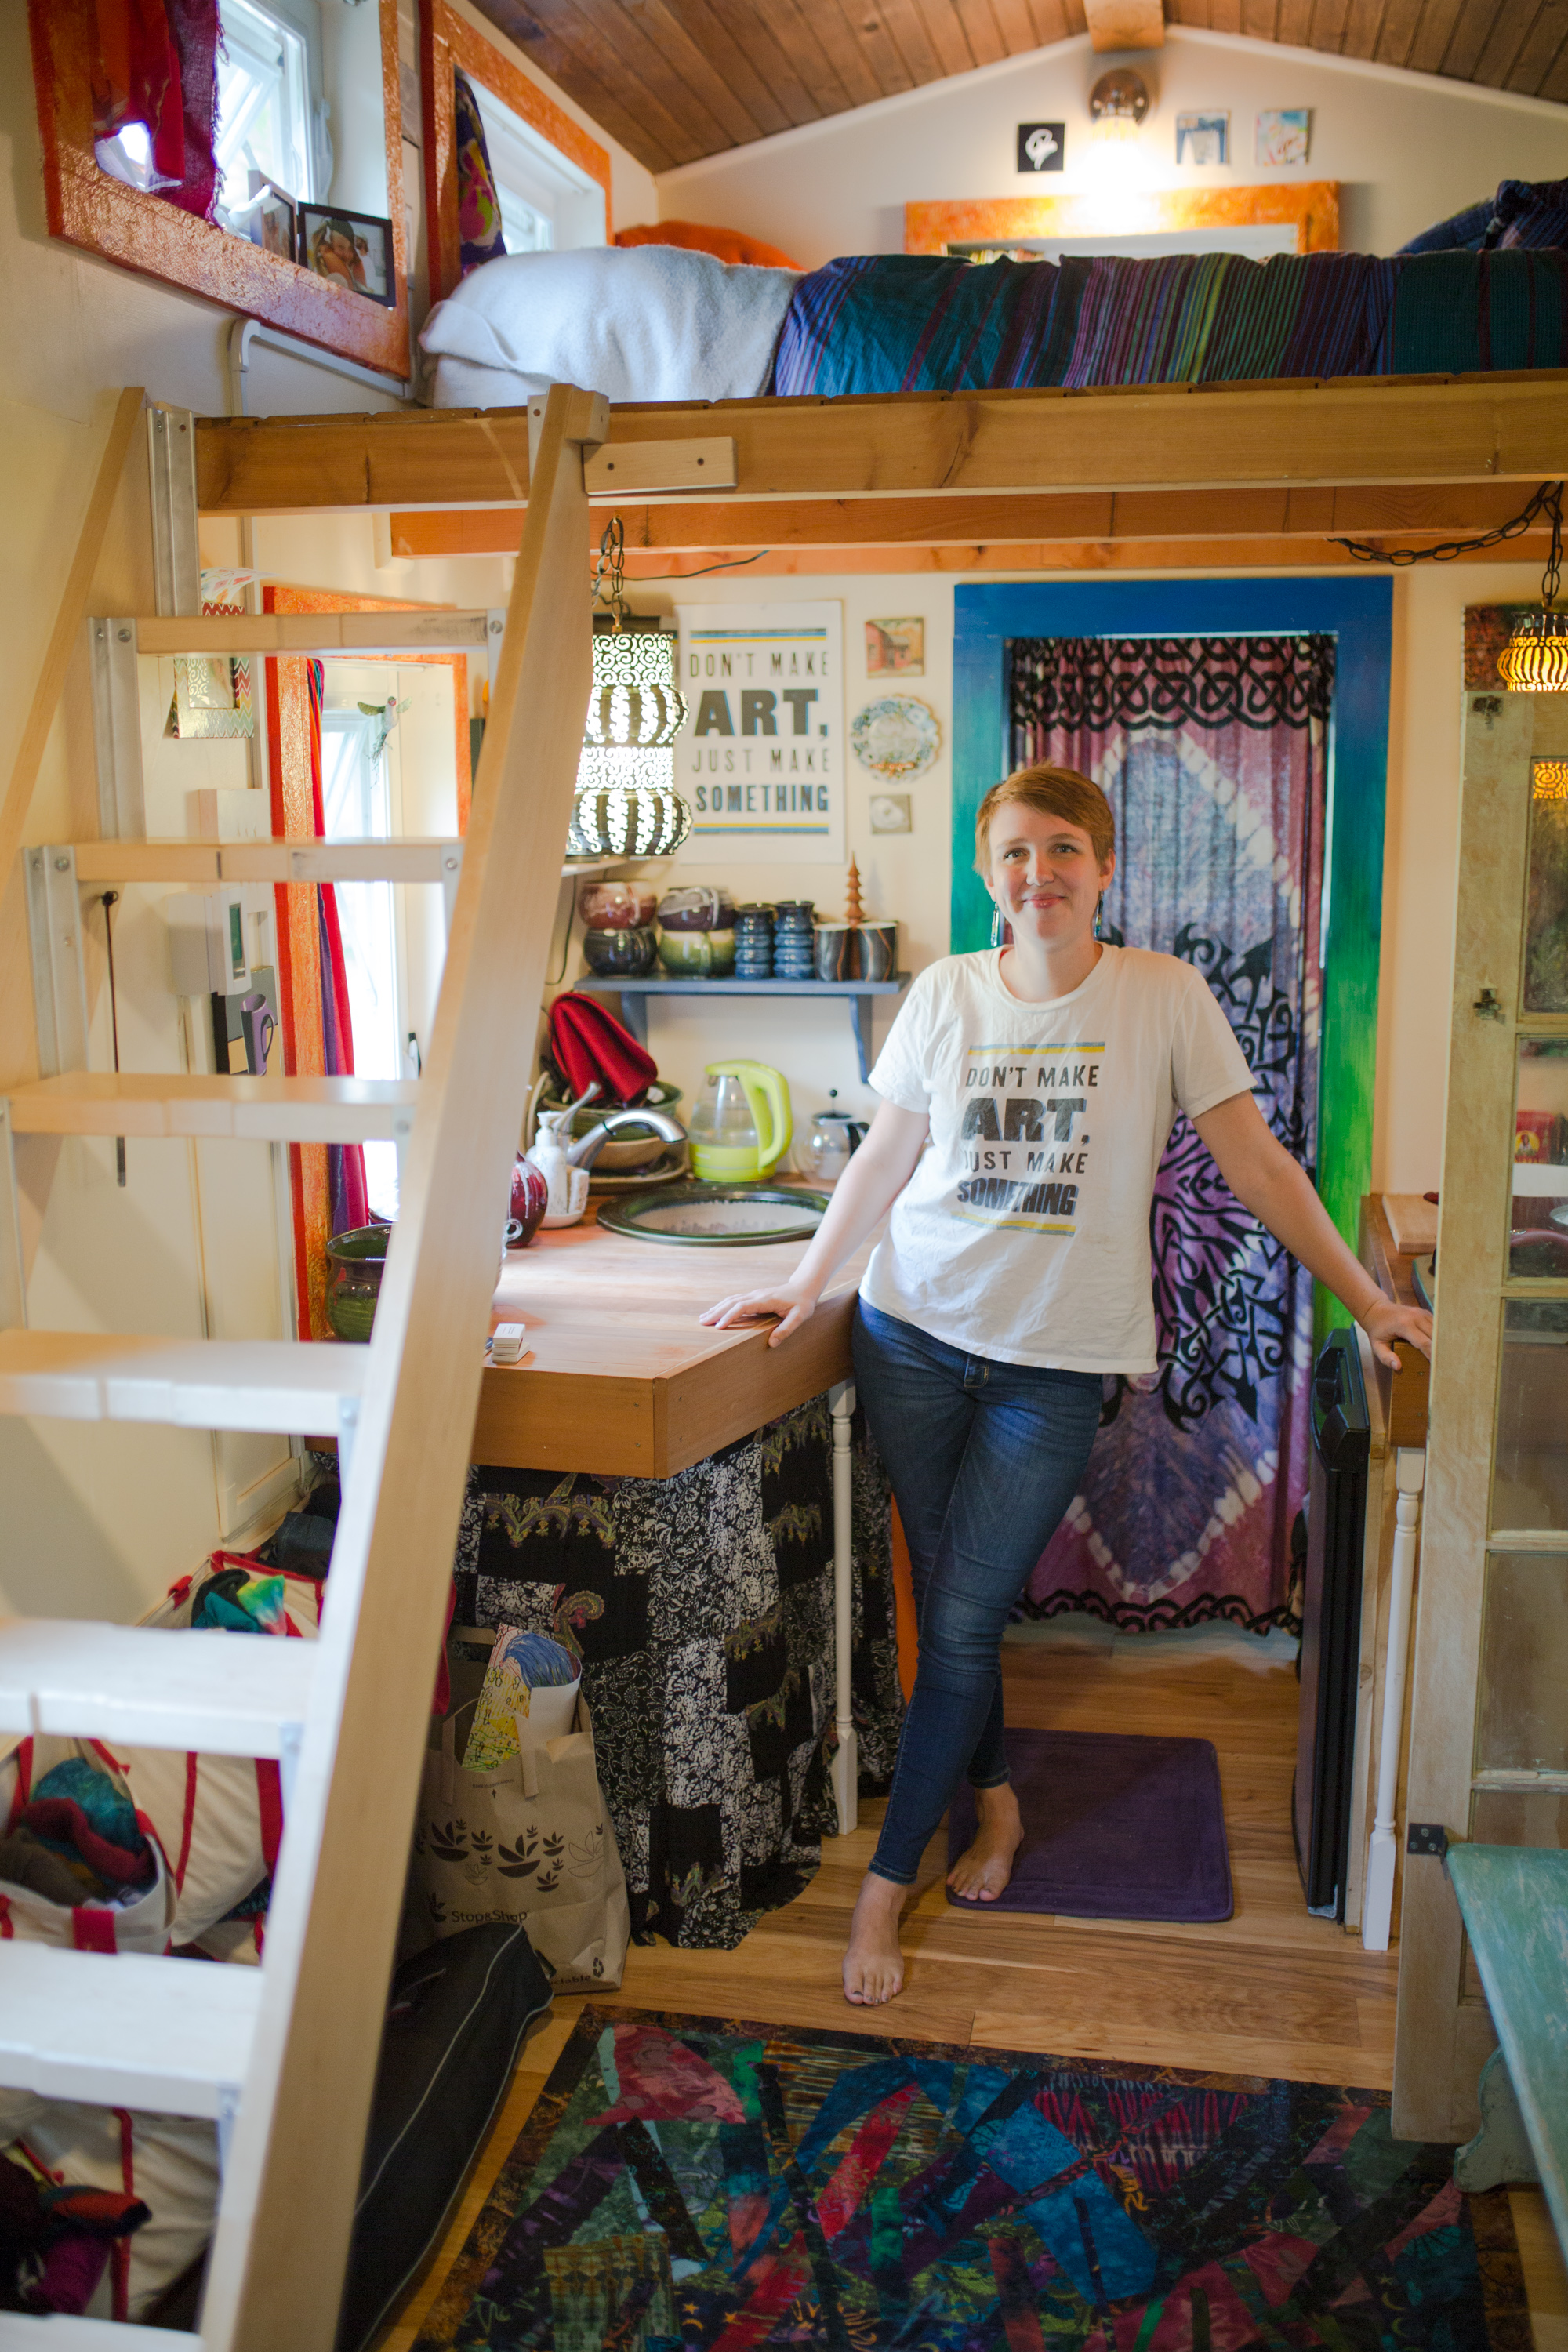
[
  {"left": 1094, "top": 893, "right": 1105, "bottom": 940},
  {"left": 990, "top": 900, "right": 1004, "bottom": 948}
]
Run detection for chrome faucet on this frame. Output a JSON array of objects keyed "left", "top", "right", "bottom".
[{"left": 564, "top": 1107, "right": 688, "bottom": 1170}]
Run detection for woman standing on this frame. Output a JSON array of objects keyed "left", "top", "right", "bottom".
[{"left": 702, "top": 765, "right": 1430, "bottom": 2006}]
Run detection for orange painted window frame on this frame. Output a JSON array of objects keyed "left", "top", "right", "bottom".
[
  {"left": 27, "top": 0, "right": 412, "bottom": 380},
  {"left": 906, "top": 183, "right": 1341, "bottom": 257},
  {"left": 420, "top": 0, "right": 612, "bottom": 308}
]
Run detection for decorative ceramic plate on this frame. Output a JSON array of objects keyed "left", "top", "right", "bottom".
[{"left": 850, "top": 695, "right": 942, "bottom": 779}]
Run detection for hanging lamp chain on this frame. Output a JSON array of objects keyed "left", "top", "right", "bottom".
[
  {"left": 1543, "top": 481, "right": 1564, "bottom": 608},
  {"left": 1331, "top": 478, "right": 1566, "bottom": 573},
  {"left": 592, "top": 515, "right": 628, "bottom": 630}
]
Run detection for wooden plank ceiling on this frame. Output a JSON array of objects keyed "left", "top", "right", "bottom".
[{"left": 470, "top": 0, "right": 1567, "bottom": 173}]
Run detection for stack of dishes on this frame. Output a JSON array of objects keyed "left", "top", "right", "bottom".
[
  {"left": 655, "top": 885, "right": 736, "bottom": 978},
  {"left": 579, "top": 879, "right": 658, "bottom": 978},
  {"left": 771, "top": 900, "right": 815, "bottom": 979},
  {"left": 733, "top": 903, "right": 774, "bottom": 978}
]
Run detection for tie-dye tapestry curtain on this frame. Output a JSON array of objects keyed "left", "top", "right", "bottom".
[
  {"left": 1008, "top": 632, "right": 1332, "bottom": 1632},
  {"left": 264, "top": 645, "right": 368, "bottom": 1341}
]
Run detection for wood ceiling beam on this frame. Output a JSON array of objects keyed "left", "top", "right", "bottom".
[
  {"left": 620, "top": 529, "right": 1556, "bottom": 575},
  {"left": 194, "top": 376, "right": 1568, "bottom": 516},
  {"left": 387, "top": 480, "right": 1543, "bottom": 557}
]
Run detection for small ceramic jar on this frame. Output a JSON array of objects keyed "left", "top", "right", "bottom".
[
  {"left": 656, "top": 884, "right": 736, "bottom": 932},
  {"left": 578, "top": 879, "right": 658, "bottom": 930},
  {"left": 583, "top": 924, "right": 658, "bottom": 977},
  {"left": 656, "top": 926, "right": 737, "bottom": 978}
]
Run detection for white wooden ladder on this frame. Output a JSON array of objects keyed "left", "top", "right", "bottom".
[{"left": 0, "top": 383, "right": 608, "bottom": 2350}]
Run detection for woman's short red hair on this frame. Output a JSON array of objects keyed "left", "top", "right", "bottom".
[{"left": 975, "top": 764, "right": 1115, "bottom": 876}]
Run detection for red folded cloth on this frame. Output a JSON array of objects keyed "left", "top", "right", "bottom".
[{"left": 547, "top": 994, "right": 657, "bottom": 1107}]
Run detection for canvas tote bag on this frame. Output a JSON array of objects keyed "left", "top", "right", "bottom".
[{"left": 411, "top": 1696, "right": 629, "bottom": 1992}]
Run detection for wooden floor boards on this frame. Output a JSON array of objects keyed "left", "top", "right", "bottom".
[{"left": 376, "top": 1628, "right": 1567, "bottom": 2349}]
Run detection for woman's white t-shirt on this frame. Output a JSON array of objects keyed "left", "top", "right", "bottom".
[{"left": 862, "top": 943, "right": 1255, "bottom": 1375}]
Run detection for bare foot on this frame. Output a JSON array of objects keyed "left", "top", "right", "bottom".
[
  {"left": 946, "top": 1781, "right": 1025, "bottom": 1903},
  {"left": 842, "top": 1871, "right": 907, "bottom": 2005}
]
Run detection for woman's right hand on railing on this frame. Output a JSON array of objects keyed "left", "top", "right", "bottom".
[{"left": 699, "top": 1283, "right": 820, "bottom": 1347}]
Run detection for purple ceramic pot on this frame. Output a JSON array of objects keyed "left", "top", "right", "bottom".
[{"left": 509, "top": 1155, "right": 549, "bottom": 1247}]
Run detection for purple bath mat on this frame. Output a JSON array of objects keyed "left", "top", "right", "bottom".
[{"left": 946, "top": 1726, "right": 1232, "bottom": 1922}]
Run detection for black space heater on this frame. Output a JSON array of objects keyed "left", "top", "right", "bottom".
[{"left": 1293, "top": 1326, "right": 1370, "bottom": 1920}]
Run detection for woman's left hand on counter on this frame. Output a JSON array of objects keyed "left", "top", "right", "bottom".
[
  {"left": 1358, "top": 1298, "right": 1433, "bottom": 1368},
  {"left": 701, "top": 1283, "right": 819, "bottom": 1347}
]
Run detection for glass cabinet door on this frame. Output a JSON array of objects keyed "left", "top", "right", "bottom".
[{"left": 1395, "top": 684, "right": 1568, "bottom": 2142}]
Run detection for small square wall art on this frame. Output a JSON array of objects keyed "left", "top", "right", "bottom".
[
  {"left": 866, "top": 617, "right": 924, "bottom": 676},
  {"left": 1175, "top": 111, "right": 1228, "bottom": 165},
  {"left": 1256, "top": 108, "right": 1309, "bottom": 165}
]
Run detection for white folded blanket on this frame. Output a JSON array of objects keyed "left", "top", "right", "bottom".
[{"left": 418, "top": 245, "right": 799, "bottom": 409}]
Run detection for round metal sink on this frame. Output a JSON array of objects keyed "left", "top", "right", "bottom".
[{"left": 595, "top": 1181, "right": 830, "bottom": 1245}]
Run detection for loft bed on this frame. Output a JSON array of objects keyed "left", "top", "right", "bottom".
[{"left": 3, "top": 373, "right": 1564, "bottom": 2351}]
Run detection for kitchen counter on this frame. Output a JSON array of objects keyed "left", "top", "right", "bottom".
[{"left": 475, "top": 1206, "right": 871, "bottom": 1478}]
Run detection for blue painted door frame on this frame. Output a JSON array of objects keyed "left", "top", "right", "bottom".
[{"left": 952, "top": 577, "right": 1393, "bottom": 1264}]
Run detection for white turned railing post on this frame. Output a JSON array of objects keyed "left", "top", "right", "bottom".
[
  {"left": 1363, "top": 1444, "right": 1425, "bottom": 1952},
  {"left": 829, "top": 1379, "right": 858, "bottom": 1836}
]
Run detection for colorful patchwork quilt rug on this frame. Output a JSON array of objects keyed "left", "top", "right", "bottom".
[{"left": 411, "top": 2009, "right": 1526, "bottom": 2351}]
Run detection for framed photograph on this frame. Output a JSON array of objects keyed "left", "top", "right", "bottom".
[
  {"left": 239, "top": 170, "right": 296, "bottom": 260},
  {"left": 298, "top": 205, "right": 397, "bottom": 306},
  {"left": 1256, "top": 109, "right": 1310, "bottom": 166},
  {"left": 869, "top": 793, "right": 913, "bottom": 833},
  {"left": 1016, "top": 122, "right": 1065, "bottom": 174},
  {"left": 866, "top": 617, "right": 924, "bottom": 677},
  {"left": 1175, "top": 112, "right": 1229, "bottom": 167}
]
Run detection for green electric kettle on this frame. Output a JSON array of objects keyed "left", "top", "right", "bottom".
[{"left": 687, "top": 1060, "right": 793, "bottom": 1182}]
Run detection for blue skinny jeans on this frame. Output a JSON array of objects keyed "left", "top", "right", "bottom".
[{"left": 851, "top": 1298, "right": 1102, "bottom": 1886}]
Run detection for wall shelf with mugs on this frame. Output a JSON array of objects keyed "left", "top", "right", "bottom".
[{"left": 570, "top": 977, "right": 910, "bottom": 1083}]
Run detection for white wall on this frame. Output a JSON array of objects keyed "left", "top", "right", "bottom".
[
  {"left": 655, "top": 27, "right": 1568, "bottom": 263},
  {"left": 599, "top": 554, "right": 1537, "bottom": 1202}
]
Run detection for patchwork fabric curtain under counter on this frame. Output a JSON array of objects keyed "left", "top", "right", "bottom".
[{"left": 1010, "top": 633, "right": 1330, "bottom": 1632}]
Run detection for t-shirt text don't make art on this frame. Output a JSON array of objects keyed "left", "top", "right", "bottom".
[{"left": 862, "top": 945, "right": 1255, "bottom": 1377}]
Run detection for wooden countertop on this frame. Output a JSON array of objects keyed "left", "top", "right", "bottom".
[
  {"left": 474, "top": 1205, "right": 870, "bottom": 1477},
  {"left": 1359, "top": 1193, "right": 1432, "bottom": 1451}
]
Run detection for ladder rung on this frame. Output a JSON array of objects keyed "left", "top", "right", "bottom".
[
  {"left": 0, "top": 1333, "right": 368, "bottom": 1432},
  {"left": 0, "top": 2318, "right": 200, "bottom": 2347},
  {"left": 0, "top": 1620, "right": 315, "bottom": 1756},
  {"left": 9, "top": 1073, "right": 419, "bottom": 1145},
  {"left": 135, "top": 611, "right": 493, "bottom": 658},
  {"left": 71, "top": 837, "right": 463, "bottom": 887},
  {"left": 0, "top": 1943, "right": 259, "bottom": 2118}
]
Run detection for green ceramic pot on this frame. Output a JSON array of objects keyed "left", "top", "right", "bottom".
[
  {"left": 656, "top": 926, "right": 736, "bottom": 978},
  {"left": 325, "top": 1222, "right": 392, "bottom": 1343}
]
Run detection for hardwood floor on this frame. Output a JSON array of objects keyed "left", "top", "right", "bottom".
[{"left": 379, "top": 1626, "right": 1566, "bottom": 2349}]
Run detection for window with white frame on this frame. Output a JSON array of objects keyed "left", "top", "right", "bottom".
[
  {"left": 467, "top": 78, "right": 607, "bottom": 253},
  {"left": 213, "top": 0, "right": 332, "bottom": 230}
]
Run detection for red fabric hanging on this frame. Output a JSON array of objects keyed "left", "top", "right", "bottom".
[{"left": 90, "top": 0, "right": 220, "bottom": 220}]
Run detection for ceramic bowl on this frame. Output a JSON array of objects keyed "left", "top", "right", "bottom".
[
  {"left": 657, "top": 926, "right": 736, "bottom": 977},
  {"left": 656, "top": 885, "right": 735, "bottom": 932},
  {"left": 582, "top": 924, "right": 658, "bottom": 977},
  {"left": 325, "top": 1222, "right": 392, "bottom": 1342},
  {"left": 577, "top": 879, "right": 658, "bottom": 931}
]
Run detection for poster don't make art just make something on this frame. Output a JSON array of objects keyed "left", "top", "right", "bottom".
[{"left": 675, "top": 602, "right": 846, "bottom": 865}]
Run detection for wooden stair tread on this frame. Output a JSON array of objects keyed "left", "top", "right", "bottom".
[
  {"left": 0, "top": 2316, "right": 200, "bottom": 2347},
  {"left": 0, "top": 1330, "right": 368, "bottom": 1430},
  {"left": 71, "top": 837, "right": 463, "bottom": 887},
  {"left": 134, "top": 612, "right": 493, "bottom": 656},
  {"left": 0, "top": 1942, "right": 260, "bottom": 2118},
  {"left": 0, "top": 1618, "right": 315, "bottom": 1756},
  {"left": 9, "top": 1072, "right": 419, "bottom": 1144}
]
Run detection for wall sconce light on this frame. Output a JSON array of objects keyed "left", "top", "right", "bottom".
[{"left": 1089, "top": 69, "right": 1151, "bottom": 129}]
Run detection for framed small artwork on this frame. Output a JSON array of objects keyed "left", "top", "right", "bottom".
[
  {"left": 866, "top": 617, "right": 924, "bottom": 677},
  {"left": 869, "top": 793, "right": 913, "bottom": 833},
  {"left": 240, "top": 170, "right": 296, "bottom": 260},
  {"left": 171, "top": 655, "right": 254, "bottom": 740},
  {"left": 1175, "top": 112, "right": 1229, "bottom": 167},
  {"left": 298, "top": 205, "right": 397, "bottom": 305},
  {"left": 1256, "top": 109, "right": 1310, "bottom": 166},
  {"left": 1016, "top": 122, "right": 1065, "bottom": 174}
]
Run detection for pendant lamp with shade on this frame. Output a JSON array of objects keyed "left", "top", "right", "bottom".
[
  {"left": 566, "top": 518, "right": 693, "bottom": 859},
  {"left": 1498, "top": 483, "right": 1568, "bottom": 692}
]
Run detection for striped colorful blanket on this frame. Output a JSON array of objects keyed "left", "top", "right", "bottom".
[{"left": 770, "top": 249, "right": 1568, "bottom": 395}]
